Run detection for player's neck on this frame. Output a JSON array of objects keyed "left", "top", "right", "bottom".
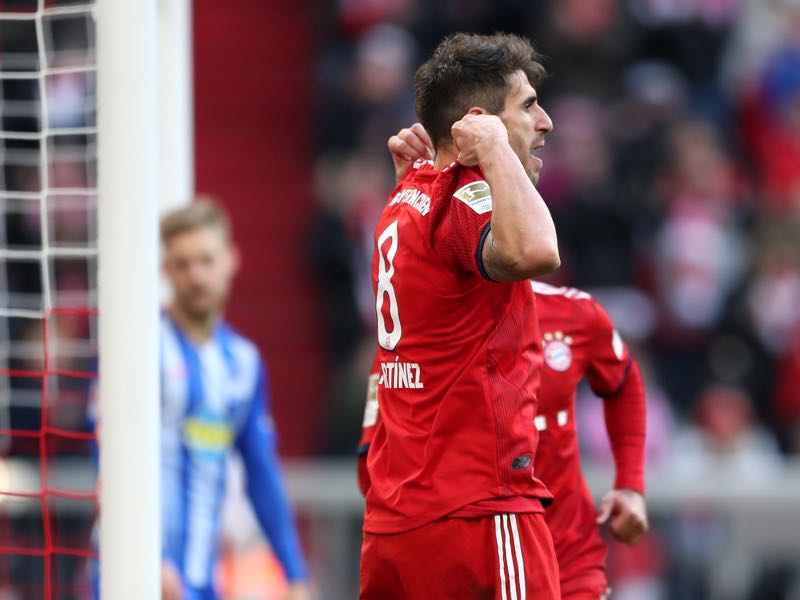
[
  {"left": 434, "top": 144, "right": 458, "bottom": 170},
  {"left": 168, "top": 304, "right": 218, "bottom": 344}
]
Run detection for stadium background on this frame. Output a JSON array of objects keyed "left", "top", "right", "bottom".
[{"left": 2, "top": 0, "right": 800, "bottom": 598}]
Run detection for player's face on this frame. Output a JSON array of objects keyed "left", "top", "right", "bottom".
[
  {"left": 163, "top": 226, "right": 238, "bottom": 322},
  {"left": 498, "top": 70, "right": 553, "bottom": 184}
]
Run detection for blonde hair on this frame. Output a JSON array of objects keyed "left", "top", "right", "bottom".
[{"left": 160, "top": 197, "right": 231, "bottom": 245}]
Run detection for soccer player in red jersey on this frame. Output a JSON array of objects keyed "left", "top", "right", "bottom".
[
  {"left": 525, "top": 282, "right": 648, "bottom": 599},
  {"left": 362, "top": 33, "right": 561, "bottom": 599},
  {"left": 359, "top": 281, "right": 649, "bottom": 600}
]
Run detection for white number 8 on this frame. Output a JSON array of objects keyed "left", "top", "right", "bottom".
[{"left": 376, "top": 220, "right": 402, "bottom": 350}]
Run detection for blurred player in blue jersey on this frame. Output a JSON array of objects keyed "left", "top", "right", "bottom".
[{"left": 158, "top": 200, "right": 310, "bottom": 600}]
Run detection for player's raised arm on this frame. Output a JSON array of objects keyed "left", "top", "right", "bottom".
[{"left": 451, "top": 85, "right": 559, "bottom": 282}]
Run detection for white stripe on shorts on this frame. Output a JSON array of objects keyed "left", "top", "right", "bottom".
[
  {"left": 502, "top": 514, "right": 518, "bottom": 600},
  {"left": 509, "top": 515, "right": 526, "bottom": 600},
  {"left": 494, "top": 515, "right": 508, "bottom": 600}
]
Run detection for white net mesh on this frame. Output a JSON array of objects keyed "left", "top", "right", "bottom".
[{"left": 1, "top": 1, "right": 98, "bottom": 598}]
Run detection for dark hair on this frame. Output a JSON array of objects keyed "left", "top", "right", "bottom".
[{"left": 415, "top": 32, "right": 547, "bottom": 148}]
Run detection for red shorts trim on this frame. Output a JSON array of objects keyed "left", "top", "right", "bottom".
[{"left": 360, "top": 513, "right": 560, "bottom": 600}]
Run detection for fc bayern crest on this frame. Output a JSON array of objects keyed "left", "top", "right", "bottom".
[{"left": 543, "top": 331, "right": 573, "bottom": 372}]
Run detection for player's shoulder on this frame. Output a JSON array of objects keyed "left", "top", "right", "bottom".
[
  {"left": 159, "top": 313, "right": 186, "bottom": 359},
  {"left": 398, "top": 159, "right": 436, "bottom": 185},
  {"left": 384, "top": 160, "right": 437, "bottom": 219},
  {"left": 216, "top": 324, "right": 262, "bottom": 369},
  {"left": 390, "top": 161, "right": 491, "bottom": 221},
  {"left": 160, "top": 311, "right": 178, "bottom": 334},
  {"left": 531, "top": 281, "right": 594, "bottom": 302},
  {"left": 438, "top": 163, "right": 492, "bottom": 215},
  {"left": 531, "top": 281, "right": 599, "bottom": 320}
]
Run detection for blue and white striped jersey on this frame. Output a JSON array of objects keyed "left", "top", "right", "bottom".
[{"left": 160, "top": 313, "right": 307, "bottom": 598}]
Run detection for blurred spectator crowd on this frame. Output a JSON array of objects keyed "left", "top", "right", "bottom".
[{"left": 309, "top": 0, "right": 800, "bottom": 598}]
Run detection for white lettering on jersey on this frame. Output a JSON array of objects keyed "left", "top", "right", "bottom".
[
  {"left": 453, "top": 180, "right": 492, "bottom": 214},
  {"left": 389, "top": 188, "right": 431, "bottom": 216},
  {"left": 411, "top": 159, "right": 434, "bottom": 169},
  {"left": 379, "top": 358, "right": 425, "bottom": 389}
]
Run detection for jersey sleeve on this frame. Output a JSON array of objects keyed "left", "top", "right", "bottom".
[
  {"left": 586, "top": 300, "right": 631, "bottom": 397},
  {"left": 358, "top": 359, "right": 380, "bottom": 454},
  {"left": 602, "top": 360, "right": 647, "bottom": 493},
  {"left": 357, "top": 360, "right": 380, "bottom": 497},
  {"left": 235, "top": 362, "right": 309, "bottom": 582},
  {"left": 586, "top": 300, "right": 647, "bottom": 493},
  {"left": 431, "top": 167, "right": 493, "bottom": 279}
]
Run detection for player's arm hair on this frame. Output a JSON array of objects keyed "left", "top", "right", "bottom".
[
  {"left": 479, "top": 144, "right": 559, "bottom": 282},
  {"left": 602, "top": 360, "right": 647, "bottom": 494}
]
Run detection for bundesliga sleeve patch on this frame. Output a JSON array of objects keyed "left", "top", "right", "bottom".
[{"left": 453, "top": 180, "right": 492, "bottom": 214}]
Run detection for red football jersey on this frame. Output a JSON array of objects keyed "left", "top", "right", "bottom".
[
  {"left": 365, "top": 160, "right": 551, "bottom": 534},
  {"left": 532, "top": 281, "right": 636, "bottom": 595},
  {"left": 359, "top": 280, "right": 644, "bottom": 593}
]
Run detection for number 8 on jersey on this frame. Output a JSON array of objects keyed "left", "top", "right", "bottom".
[{"left": 376, "top": 220, "right": 402, "bottom": 350}]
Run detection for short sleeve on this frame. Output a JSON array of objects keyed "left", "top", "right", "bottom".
[
  {"left": 431, "top": 166, "right": 493, "bottom": 279},
  {"left": 586, "top": 300, "right": 631, "bottom": 397}
]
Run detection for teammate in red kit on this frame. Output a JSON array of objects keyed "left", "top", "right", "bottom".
[
  {"left": 359, "top": 281, "right": 649, "bottom": 600},
  {"left": 361, "top": 33, "right": 561, "bottom": 599},
  {"left": 522, "top": 282, "right": 648, "bottom": 599}
]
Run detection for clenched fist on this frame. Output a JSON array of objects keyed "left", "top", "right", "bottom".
[
  {"left": 596, "top": 488, "right": 649, "bottom": 545},
  {"left": 451, "top": 114, "right": 509, "bottom": 166}
]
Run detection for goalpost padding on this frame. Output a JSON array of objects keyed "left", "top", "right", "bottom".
[{"left": 96, "top": 0, "right": 160, "bottom": 599}]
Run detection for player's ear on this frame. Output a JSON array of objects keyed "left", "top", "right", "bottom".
[{"left": 466, "top": 106, "right": 490, "bottom": 116}]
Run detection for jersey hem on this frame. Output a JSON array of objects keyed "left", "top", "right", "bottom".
[{"left": 363, "top": 492, "right": 552, "bottom": 534}]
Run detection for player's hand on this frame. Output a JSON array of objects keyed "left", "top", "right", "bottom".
[
  {"left": 596, "top": 488, "right": 649, "bottom": 545},
  {"left": 284, "top": 581, "right": 313, "bottom": 600},
  {"left": 388, "top": 123, "right": 434, "bottom": 181},
  {"left": 161, "top": 560, "right": 184, "bottom": 600},
  {"left": 451, "top": 113, "right": 509, "bottom": 166}
]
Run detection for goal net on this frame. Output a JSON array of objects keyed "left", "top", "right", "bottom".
[{"left": 1, "top": 1, "right": 99, "bottom": 598}]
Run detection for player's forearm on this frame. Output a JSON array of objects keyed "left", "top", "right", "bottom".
[
  {"left": 480, "top": 143, "right": 559, "bottom": 281},
  {"left": 245, "top": 458, "right": 309, "bottom": 581},
  {"left": 238, "top": 408, "right": 309, "bottom": 581},
  {"left": 603, "top": 360, "right": 646, "bottom": 493}
]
